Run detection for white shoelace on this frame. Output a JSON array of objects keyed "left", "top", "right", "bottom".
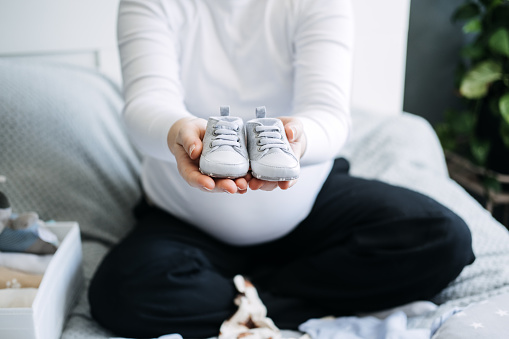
[
  {"left": 255, "top": 125, "right": 287, "bottom": 151},
  {"left": 211, "top": 121, "right": 241, "bottom": 148}
]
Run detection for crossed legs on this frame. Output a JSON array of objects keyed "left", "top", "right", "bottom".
[{"left": 89, "top": 158, "right": 475, "bottom": 338}]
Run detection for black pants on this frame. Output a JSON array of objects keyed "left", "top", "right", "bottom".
[{"left": 88, "top": 158, "right": 475, "bottom": 338}]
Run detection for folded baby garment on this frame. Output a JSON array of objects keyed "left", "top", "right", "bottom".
[
  {"left": 0, "top": 266, "right": 44, "bottom": 289},
  {"left": 0, "top": 287, "right": 38, "bottom": 307}
]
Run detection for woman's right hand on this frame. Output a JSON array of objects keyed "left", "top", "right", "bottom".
[{"left": 167, "top": 117, "right": 249, "bottom": 194}]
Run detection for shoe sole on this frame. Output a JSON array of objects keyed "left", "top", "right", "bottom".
[
  {"left": 199, "top": 168, "right": 248, "bottom": 179},
  {"left": 251, "top": 171, "right": 299, "bottom": 181}
]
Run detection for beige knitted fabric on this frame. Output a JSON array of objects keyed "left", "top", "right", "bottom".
[{"left": 0, "top": 266, "right": 43, "bottom": 289}]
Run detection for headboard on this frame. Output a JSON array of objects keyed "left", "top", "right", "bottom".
[{"left": 0, "top": 0, "right": 410, "bottom": 116}]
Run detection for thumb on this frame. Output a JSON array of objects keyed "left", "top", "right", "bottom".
[
  {"left": 180, "top": 129, "right": 203, "bottom": 159},
  {"left": 176, "top": 119, "right": 206, "bottom": 160},
  {"left": 284, "top": 122, "right": 302, "bottom": 142},
  {"left": 279, "top": 117, "right": 306, "bottom": 158},
  {"left": 278, "top": 116, "right": 303, "bottom": 142}
]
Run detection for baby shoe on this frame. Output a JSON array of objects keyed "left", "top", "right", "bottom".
[
  {"left": 246, "top": 106, "right": 300, "bottom": 181},
  {"left": 199, "top": 106, "right": 249, "bottom": 178}
]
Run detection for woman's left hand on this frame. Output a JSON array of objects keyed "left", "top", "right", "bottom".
[{"left": 248, "top": 116, "right": 307, "bottom": 191}]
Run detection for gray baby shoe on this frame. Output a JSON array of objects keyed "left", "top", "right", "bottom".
[
  {"left": 199, "top": 106, "right": 249, "bottom": 178},
  {"left": 246, "top": 106, "right": 300, "bottom": 181}
]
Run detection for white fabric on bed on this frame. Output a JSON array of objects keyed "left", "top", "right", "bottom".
[
  {"left": 299, "top": 312, "right": 430, "bottom": 339},
  {"left": 0, "top": 251, "right": 53, "bottom": 275},
  {"left": 0, "top": 288, "right": 39, "bottom": 308}
]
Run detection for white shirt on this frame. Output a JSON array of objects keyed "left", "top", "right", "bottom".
[{"left": 118, "top": 0, "right": 354, "bottom": 245}]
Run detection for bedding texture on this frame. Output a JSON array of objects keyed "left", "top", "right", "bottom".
[
  {"left": 1, "top": 59, "right": 509, "bottom": 338},
  {"left": 0, "top": 58, "right": 141, "bottom": 246},
  {"left": 431, "top": 293, "right": 509, "bottom": 338},
  {"left": 339, "top": 112, "right": 509, "bottom": 331}
]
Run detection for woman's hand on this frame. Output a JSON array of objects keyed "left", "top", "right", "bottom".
[
  {"left": 167, "top": 117, "right": 249, "bottom": 194},
  {"left": 248, "top": 116, "right": 307, "bottom": 191}
]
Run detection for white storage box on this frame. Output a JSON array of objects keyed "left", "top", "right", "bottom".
[{"left": 0, "top": 222, "right": 83, "bottom": 339}]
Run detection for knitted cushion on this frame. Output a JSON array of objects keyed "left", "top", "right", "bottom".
[{"left": 0, "top": 58, "right": 141, "bottom": 245}]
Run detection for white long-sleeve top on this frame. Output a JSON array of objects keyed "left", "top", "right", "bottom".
[{"left": 118, "top": 0, "right": 354, "bottom": 245}]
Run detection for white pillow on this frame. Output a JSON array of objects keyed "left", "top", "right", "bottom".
[{"left": 0, "top": 58, "right": 141, "bottom": 245}]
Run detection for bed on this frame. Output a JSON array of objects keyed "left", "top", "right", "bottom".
[{"left": 1, "top": 0, "right": 509, "bottom": 338}]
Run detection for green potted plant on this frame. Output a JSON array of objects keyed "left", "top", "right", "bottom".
[{"left": 436, "top": 0, "right": 509, "bottom": 195}]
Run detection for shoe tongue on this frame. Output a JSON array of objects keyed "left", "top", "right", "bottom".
[
  {"left": 221, "top": 116, "right": 241, "bottom": 123},
  {"left": 256, "top": 118, "right": 280, "bottom": 127},
  {"left": 212, "top": 116, "right": 241, "bottom": 126}
]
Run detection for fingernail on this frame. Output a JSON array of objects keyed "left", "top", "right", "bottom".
[
  {"left": 223, "top": 189, "right": 233, "bottom": 194},
  {"left": 290, "top": 127, "right": 297, "bottom": 141},
  {"left": 201, "top": 186, "right": 212, "bottom": 191},
  {"left": 188, "top": 144, "right": 196, "bottom": 156}
]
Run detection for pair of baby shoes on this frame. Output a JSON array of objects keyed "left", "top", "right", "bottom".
[{"left": 199, "top": 106, "right": 300, "bottom": 181}]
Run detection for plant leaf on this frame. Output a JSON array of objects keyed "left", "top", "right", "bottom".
[
  {"left": 461, "top": 43, "right": 486, "bottom": 60},
  {"left": 489, "top": 28, "right": 509, "bottom": 57},
  {"left": 463, "top": 18, "right": 482, "bottom": 33},
  {"left": 500, "top": 93, "right": 509, "bottom": 125},
  {"left": 479, "top": 0, "right": 505, "bottom": 9},
  {"left": 460, "top": 60, "right": 503, "bottom": 98},
  {"left": 483, "top": 176, "right": 502, "bottom": 193},
  {"left": 435, "top": 124, "right": 456, "bottom": 151},
  {"left": 452, "top": 110, "right": 476, "bottom": 135},
  {"left": 452, "top": 3, "right": 481, "bottom": 23},
  {"left": 470, "top": 138, "right": 491, "bottom": 165}
]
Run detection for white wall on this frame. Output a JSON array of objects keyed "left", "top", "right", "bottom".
[
  {"left": 351, "top": 0, "right": 411, "bottom": 116},
  {"left": 0, "top": 0, "right": 121, "bottom": 83},
  {"left": 0, "top": 0, "right": 411, "bottom": 116}
]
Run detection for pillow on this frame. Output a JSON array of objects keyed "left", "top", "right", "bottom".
[
  {"left": 0, "top": 58, "right": 141, "bottom": 245},
  {"left": 431, "top": 293, "right": 509, "bottom": 338}
]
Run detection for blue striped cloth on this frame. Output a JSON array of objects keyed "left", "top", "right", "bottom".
[{"left": 0, "top": 222, "right": 41, "bottom": 252}]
